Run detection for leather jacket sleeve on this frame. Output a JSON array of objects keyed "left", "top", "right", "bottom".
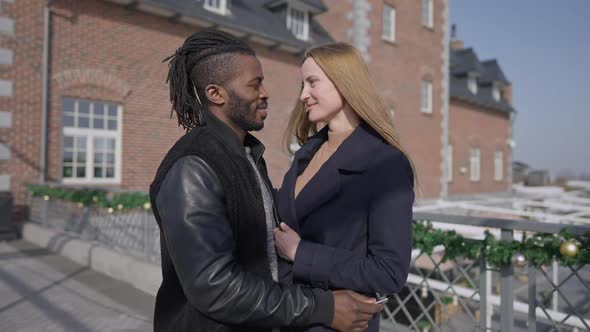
[{"left": 155, "top": 155, "right": 334, "bottom": 328}]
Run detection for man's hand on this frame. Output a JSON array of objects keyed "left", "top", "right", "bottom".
[{"left": 331, "top": 290, "right": 383, "bottom": 332}]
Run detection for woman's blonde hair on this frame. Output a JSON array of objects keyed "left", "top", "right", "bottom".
[{"left": 285, "top": 42, "right": 417, "bottom": 184}]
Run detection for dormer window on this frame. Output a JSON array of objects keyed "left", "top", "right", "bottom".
[
  {"left": 467, "top": 73, "right": 478, "bottom": 95},
  {"left": 492, "top": 82, "right": 501, "bottom": 101},
  {"left": 204, "top": 0, "right": 229, "bottom": 15},
  {"left": 287, "top": 3, "right": 309, "bottom": 41}
]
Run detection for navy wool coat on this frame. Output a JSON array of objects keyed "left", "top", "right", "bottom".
[{"left": 277, "top": 123, "right": 414, "bottom": 332}]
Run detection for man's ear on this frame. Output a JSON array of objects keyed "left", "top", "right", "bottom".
[{"left": 205, "top": 84, "right": 227, "bottom": 106}]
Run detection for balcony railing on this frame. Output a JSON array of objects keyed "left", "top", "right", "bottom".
[{"left": 28, "top": 197, "right": 590, "bottom": 332}]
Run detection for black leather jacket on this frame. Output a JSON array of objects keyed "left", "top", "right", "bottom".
[{"left": 153, "top": 153, "right": 334, "bottom": 331}]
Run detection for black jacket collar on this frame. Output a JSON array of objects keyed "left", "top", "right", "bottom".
[{"left": 202, "top": 110, "right": 265, "bottom": 162}]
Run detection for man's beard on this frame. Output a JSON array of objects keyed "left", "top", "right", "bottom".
[{"left": 227, "top": 90, "right": 267, "bottom": 132}]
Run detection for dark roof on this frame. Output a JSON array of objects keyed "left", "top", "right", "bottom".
[
  {"left": 450, "top": 47, "right": 514, "bottom": 113},
  {"left": 112, "top": 0, "right": 331, "bottom": 52},
  {"left": 480, "top": 60, "right": 510, "bottom": 84}
]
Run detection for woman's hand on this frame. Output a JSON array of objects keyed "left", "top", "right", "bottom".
[{"left": 274, "top": 222, "right": 301, "bottom": 262}]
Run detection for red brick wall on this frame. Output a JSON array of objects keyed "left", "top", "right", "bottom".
[
  {"left": 0, "top": 0, "right": 45, "bottom": 218},
  {"left": 45, "top": 0, "right": 302, "bottom": 192},
  {"left": 448, "top": 99, "right": 511, "bottom": 195},
  {"left": 317, "top": 0, "right": 445, "bottom": 198}
]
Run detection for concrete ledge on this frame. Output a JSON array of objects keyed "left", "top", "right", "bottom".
[
  {"left": 22, "top": 222, "right": 161, "bottom": 296},
  {"left": 0, "top": 174, "right": 9, "bottom": 190},
  {"left": 0, "top": 79, "right": 13, "bottom": 97}
]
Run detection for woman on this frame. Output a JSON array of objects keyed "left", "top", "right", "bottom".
[{"left": 274, "top": 42, "right": 415, "bottom": 332}]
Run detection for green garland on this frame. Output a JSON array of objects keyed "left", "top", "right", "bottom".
[
  {"left": 413, "top": 221, "right": 590, "bottom": 268},
  {"left": 27, "top": 184, "right": 151, "bottom": 211},
  {"left": 27, "top": 185, "right": 590, "bottom": 267}
]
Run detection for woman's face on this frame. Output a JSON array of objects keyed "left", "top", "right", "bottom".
[{"left": 299, "top": 57, "right": 344, "bottom": 123}]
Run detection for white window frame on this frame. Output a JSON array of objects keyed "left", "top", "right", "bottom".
[
  {"left": 421, "top": 79, "right": 433, "bottom": 114},
  {"left": 422, "top": 0, "right": 434, "bottom": 28},
  {"left": 382, "top": 4, "right": 396, "bottom": 42},
  {"left": 492, "top": 82, "right": 501, "bottom": 101},
  {"left": 287, "top": 2, "right": 309, "bottom": 41},
  {"left": 204, "top": 0, "right": 229, "bottom": 15},
  {"left": 447, "top": 144, "right": 453, "bottom": 182},
  {"left": 468, "top": 73, "right": 478, "bottom": 95},
  {"left": 494, "top": 150, "right": 504, "bottom": 181},
  {"left": 61, "top": 99, "right": 123, "bottom": 185},
  {"left": 470, "top": 147, "right": 480, "bottom": 182}
]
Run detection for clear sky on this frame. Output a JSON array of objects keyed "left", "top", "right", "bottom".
[{"left": 450, "top": 1, "right": 590, "bottom": 178}]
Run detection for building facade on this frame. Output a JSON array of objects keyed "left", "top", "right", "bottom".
[{"left": 0, "top": 0, "right": 513, "bottom": 220}]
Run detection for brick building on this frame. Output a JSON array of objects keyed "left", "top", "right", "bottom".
[
  {"left": 447, "top": 36, "right": 514, "bottom": 196},
  {"left": 0, "top": 0, "right": 513, "bottom": 219}
]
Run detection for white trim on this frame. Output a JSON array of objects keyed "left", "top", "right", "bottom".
[
  {"left": 204, "top": 0, "right": 229, "bottom": 16},
  {"left": 0, "top": 111, "right": 11, "bottom": 128},
  {"left": 0, "top": 143, "right": 10, "bottom": 160},
  {"left": 0, "top": 175, "right": 10, "bottom": 191},
  {"left": 287, "top": 1, "right": 309, "bottom": 41},
  {"left": 470, "top": 147, "right": 480, "bottom": 182},
  {"left": 447, "top": 144, "right": 453, "bottom": 182},
  {"left": 422, "top": 0, "right": 434, "bottom": 28},
  {"left": 0, "top": 49, "right": 13, "bottom": 66},
  {"left": 381, "top": 4, "right": 396, "bottom": 42},
  {"left": 492, "top": 82, "right": 501, "bottom": 101},
  {"left": 0, "top": 79, "right": 13, "bottom": 97},
  {"left": 421, "top": 79, "right": 433, "bottom": 114},
  {"left": 61, "top": 99, "right": 123, "bottom": 185},
  {"left": 494, "top": 150, "right": 503, "bottom": 181},
  {"left": 468, "top": 73, "right": 478, "bottom": 94}
]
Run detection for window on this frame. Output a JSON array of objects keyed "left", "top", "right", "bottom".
[
  {"left": 468, "top": 73, "right": 478, "bottom": 94},
  {"left": 492, "top": 82, "right": 501, "bottom": 101},
  {"left": 470, "top": 147, "right": 480, "bottom": 182},
  {"left": 61, "top": 98, "right": 122, "bottom": 184},
  {"left": 447, "top": 145, "right": 453, "bottom": 182},
  {"left": 287, "top": 4, "right": 309, "bottom": 41},
  {"left": 421, "top": 80, "right": 433, "bottom": 114},
  {"left": 382, "top": 4, "right": 396, "bottom": 42},
  {"left": 422, "top": 0, "right": 433, "bottom": 28},
  {"left": 204, "top": 0, "right": 229, "bottom": 15},
  {"left": 494, "top": 150, "right": 503, "bottom": 181}
]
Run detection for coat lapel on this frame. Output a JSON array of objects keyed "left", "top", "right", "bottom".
[{"left": 294, "top": 123, "right": 379, "bottom": 223}]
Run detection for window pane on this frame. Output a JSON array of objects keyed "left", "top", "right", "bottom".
[
  {"left": 63, "top": 151, "right": 73, "bottom": 163},
  {"left": 78, "top": 116, "right": 90, "bottom": 128},
  {"left": 76, "top": 167, "right": 86, "bottom": 178},
  {"left": 63, "top": 136, "right": 74, "bottom": 149},
  {"left": 63, "top": 98, "right": 75, "bottom": 113},
  {"left": 108, "top": 105, "right": 118, "bottom": 117},
  {"left": 108, "top": 120, "right": 117, "bottom": 130},
  {"left": 93, "top": 103, "right": 105, "bottom": 116},
  {"left": 79, "top": 101, "right": 90, "bottom": 114},
  {"left": 63, "top": 115, "right": 74, "bottom": 127},
  {"left": 106, "top": 167, "right": 114, "bottom": 178},
  {"left": 107, "top": 138, "right": 115, "bottom": 151},
  {"left": 95, "top": 153, "right": 103, "bottom": 163},
  {"left": 94, "top": 167, "right": 103, "bottom": 178},
  {"left": 93, "top": 118, "right": 104, "bottom": 129},
  {"left": 63, "top": 166, "right": 73, "bottom": 178},
  {"left": 77, "top": 137, "right": 87, "bottom": 150},
  {"left": 94, "top": 138, "right": 104, "bottom": 151},
  {"left": 76, "top": 152, "right": 86, "bottom": 163},
  {"left": 106, "top": 153, "right": 114, "bottom": 163}
]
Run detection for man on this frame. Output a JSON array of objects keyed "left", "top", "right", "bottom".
[{"left": 150, "top": 29, "right": 382, "bottom": 332}]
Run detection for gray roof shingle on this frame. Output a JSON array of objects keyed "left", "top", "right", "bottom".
[
  {"left": 450, "top": 48, "right": 514, "bottom": 113},
  {"left": 121, "top": 0, "right": 331, "bottom": 51}
]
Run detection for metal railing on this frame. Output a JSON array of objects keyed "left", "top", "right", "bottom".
[
  {"left": 28, "top": 197, "right": 590, "bottom": 331},
  {"left": 29, "top": 196, "right": 160, "bottom": 264}
]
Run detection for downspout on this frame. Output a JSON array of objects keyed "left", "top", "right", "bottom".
[
  {"left": 39, "top": 0, "right": 51, "bottom": 182},
  {"left": 440, "top": 0, "right": 450, "bottom": 199}
]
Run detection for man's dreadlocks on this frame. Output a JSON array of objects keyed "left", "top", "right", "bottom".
[{"left": 163, "top": 29, "right": 256, "bottom": 130}]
